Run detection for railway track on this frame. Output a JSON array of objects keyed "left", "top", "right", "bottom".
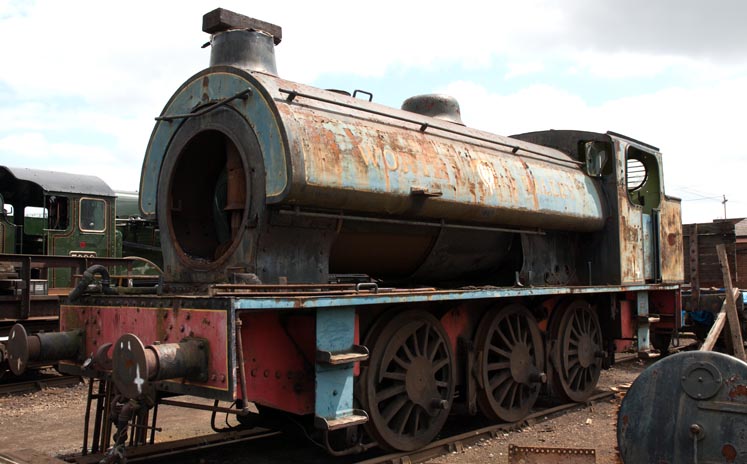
[
  {"left": 0, "top": 372, "right": 81, "bottom": 395},
  {"left": 58, "top": 390, "right": 617, "bottom": 464}
]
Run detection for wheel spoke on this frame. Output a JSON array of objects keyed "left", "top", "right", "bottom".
[
  {"left": 383, "top": 371, "right": 406, "bottom": 382},
  {"left": 494, "top": 377, "right": 514, "bottom": 405},
  {"left": 376, "top": 384, "right": 407, "bottom": 403},
  {"left": 489, "top": 343, "right": 511, "bottom": 359},
  {"left": 488, "top": 370, "right": 512, "bottom": 393},
  {"left": 382, "top": 395, "right": 408, "bottom": 423},
  {"left": 422, "top": 325, "right": 430, "bottom": 358},
  {"left": 507, "top": 382, "right": 520, "bottom": 409},
  {"left": 506, "top": 317, "right": 518, "bottom": 344},
  {"left": 393, "top": 354, "right": 411, "bottom": 370},
  {"left": 497, "top": 328, "right": 514, "bottom": 350},
  {"left": 432, "top": 358, "right": 449, "bottom": 374},
  {"left": 410, "top": 330, "right": 422, "bottom": 357},
  {"left": 486, "top": 361, "right": 510, "bottom": 372},
  {"left": 402, "top": 343, "right": 416, "bottom": 362},
  {"left": 569, "top": 322, "right": 582, "bottom": 341},
  {"left": 396, "top": 403, "right": 415, "bottom": 434},
  {"left": 429, "top": 338, "right": 444, "bottom": 362}
]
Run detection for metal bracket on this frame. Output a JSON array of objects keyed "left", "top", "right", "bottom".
[
  {"left": 155, "top": 88, "right": 252, "bottom": 122},
  {"left": 410, "top": 186, "right": 443, "bottom": 197}
]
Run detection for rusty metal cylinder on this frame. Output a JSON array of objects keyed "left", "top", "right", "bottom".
[
  {"left": 112, "top": 333, "right": 208, "bottom": 399},
  {"left": 209, "top": 29, "right": 278, "bottom": 75},
  {"left": 6, "top": 324, "right": 82, "bottom": 375},
  {"left": 147, "top": 339, "right": 208, "bottom": 382}
]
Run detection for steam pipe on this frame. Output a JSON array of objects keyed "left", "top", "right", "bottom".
[{"left": 68, "top": 264, "right": 117, "bottom": 302}]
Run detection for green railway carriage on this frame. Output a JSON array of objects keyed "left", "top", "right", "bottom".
[{"left": 0, "top": 166, "right": 117, "bottom": 287}]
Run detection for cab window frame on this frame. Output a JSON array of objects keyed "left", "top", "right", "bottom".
[{"left": 79, "top": 197, "right": 107, "bottom": 233}]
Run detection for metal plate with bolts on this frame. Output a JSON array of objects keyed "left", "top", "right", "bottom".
[
  {"left": 681, "top": 361, "right": 722, "bottom": 400},
  {"left": 618, "top": 351, "right": 747, "bottom": 463},
  {"left": 508, "top": 444, "right": 596, "bottom": 463}
]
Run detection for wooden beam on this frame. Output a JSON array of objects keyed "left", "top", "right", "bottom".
[
  {"left": 701, "top": 298, "right": 728, "bottom": 351},
  {"left": 202, "top": 8, "right": 282, "bottom": 44},
  {"left": 716, "top": 244, "right": 746, "bottom": 360},
  {"left": 689, "top": 223, "right": 700, "bottom": 302}
]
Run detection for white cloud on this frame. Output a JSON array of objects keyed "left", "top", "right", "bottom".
[
  {"left": 505, "top": 61, "right": 545, "bottom": 79},
  {"left": 440, "top": 77, "right": 747, "bottom": 223}
]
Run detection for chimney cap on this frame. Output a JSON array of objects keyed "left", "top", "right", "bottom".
[{"left": 203, "top": 8, "right": 282, "bottom": 45}]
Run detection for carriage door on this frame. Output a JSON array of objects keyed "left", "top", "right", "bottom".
[
  {"left": 44, "top": 194, "right": 72, "bottom": 287},
  {"left": 625, "top": 146, "right": 662, "bottom": 282}
]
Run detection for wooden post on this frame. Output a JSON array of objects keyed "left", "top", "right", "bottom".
[
  {"left": 716, "top": 244, "right": 746, "bottom": 361},
  {"left": 689, "top": 224, "right": 700, "bottom": 303}
]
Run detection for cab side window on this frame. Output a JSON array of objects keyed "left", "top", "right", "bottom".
[
  {"left": 626, "top": 146, "right": 661, "bottom": 213},
  {"left": 80, "top": 198, "right": 106, "bottom": 232}
]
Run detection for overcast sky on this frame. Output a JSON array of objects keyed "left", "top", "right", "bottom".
[{"left": 0, "top": 0, "right": 745, "bottom": 223}]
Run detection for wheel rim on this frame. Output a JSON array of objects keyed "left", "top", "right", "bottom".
[
  {"left": 475, "top": 304, "right": 544, "bottom": 422},
  {"left": 553, "top": 300, "right": 603, "bottom": 402},
  {"left": 360, "top": 310, "right": 454, "bottom": 451}
]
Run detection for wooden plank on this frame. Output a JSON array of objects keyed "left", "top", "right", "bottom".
[
  {"left": 716, "top": 244, "right": 746, "bottom": 361},
  {"left": 700, "top": 299, "right": 727, "bottom": 351},
  {"left": 690, "top": 223, "right": 699, "bottom": 301},
  {"left": 202, "top": 8, "right": 282, "bottom": 43}
]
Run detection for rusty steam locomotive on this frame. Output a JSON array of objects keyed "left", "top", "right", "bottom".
[{"left": 8, "top": 9, "right": 683, "bottom": 455}]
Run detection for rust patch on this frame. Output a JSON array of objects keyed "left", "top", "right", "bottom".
[
  {"left": 728, "top": 384, "right": 747, "bottom": 399},
  {"left": 201, "top": 75, "right": 210, "bottom": 102},
  {"left": 722, "top": 443, "right": 737, "bottom": 462}
]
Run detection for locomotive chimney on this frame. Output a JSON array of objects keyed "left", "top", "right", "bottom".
[{"left": 203, "top": 8, "right": 282, "bottom": 75}]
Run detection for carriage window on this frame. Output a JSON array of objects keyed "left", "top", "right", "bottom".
[
  {"left": 80, "top": 198, "right": 106, "bottom": 232},
  {"left": 626, "top": 147, "right": 661, "bottom": 213}
]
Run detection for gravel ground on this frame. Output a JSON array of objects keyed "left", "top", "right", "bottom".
[
  {"left": 0, "top": 359, "right": 650, "bottom": 462},
  {"left": 0, "top": 382, "right": 216, "bottom": 457},
  {"left": 427, "top": 358, "right": 650, "bottom": 464}
]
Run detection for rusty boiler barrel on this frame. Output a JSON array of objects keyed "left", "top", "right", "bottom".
[{"left": 140, "top": 68, "right": 605, "bottom": 285}]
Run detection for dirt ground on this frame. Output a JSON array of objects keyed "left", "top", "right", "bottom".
[
  {"left": 0, "top": 381, "right": 216, "bottom": 457},
  {"left": 428, "top": 357, "right": 649, "bottom": 464},
  {"left": 0, "top": 359, "right": 649, "bottom": 462}
]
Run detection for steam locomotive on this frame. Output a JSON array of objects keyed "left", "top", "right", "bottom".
[{"left": 7, "top": 9, "right": 683, "bottom": 455}]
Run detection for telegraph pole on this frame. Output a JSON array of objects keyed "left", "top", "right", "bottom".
[{"left": 722, "top": 194, "right": 728, "bottom": 219}]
